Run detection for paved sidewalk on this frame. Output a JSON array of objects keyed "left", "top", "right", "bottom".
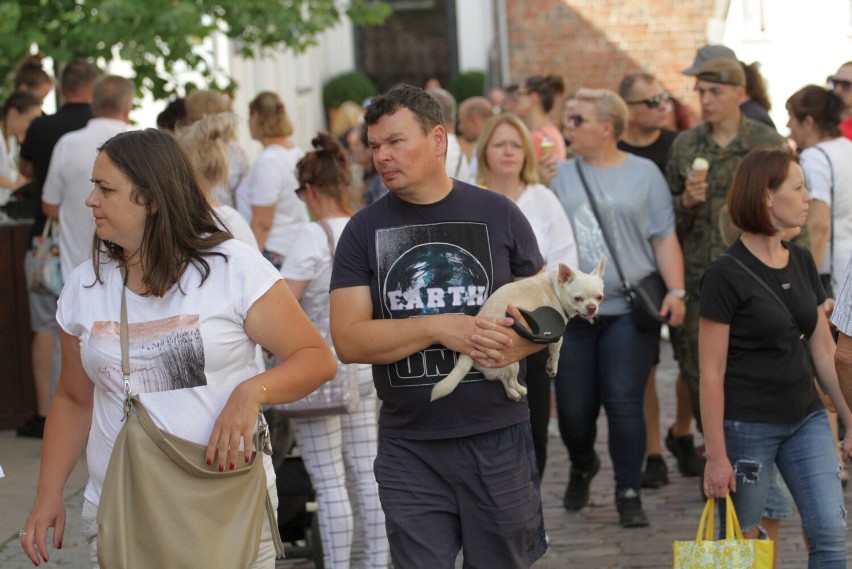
[{"left": 1, "top": 338, "right": 847, "bottom": 567}]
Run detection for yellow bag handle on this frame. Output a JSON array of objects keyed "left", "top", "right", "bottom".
[{"left": 695, "top": 496, "right": 744, "bottom": 541}]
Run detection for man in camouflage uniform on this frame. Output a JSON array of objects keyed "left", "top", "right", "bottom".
[{"left": 665, "top": 58, "right": 785, "bottom": 429}]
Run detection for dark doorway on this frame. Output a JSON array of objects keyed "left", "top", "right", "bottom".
[{"left": 355, "top": 0, "right": 458, "bottom": 92}]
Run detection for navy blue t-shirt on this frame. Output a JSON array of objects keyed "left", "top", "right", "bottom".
[{"left": 330, "top": 180, "right": 545, "bottom": 439}]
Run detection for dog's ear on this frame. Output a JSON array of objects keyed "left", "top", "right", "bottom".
[
  {"left": 593, "top": 256, "right": 606, "bottom": 278},
  {"left": 558, "top": 263, "right": 574, "bottom": 284}
]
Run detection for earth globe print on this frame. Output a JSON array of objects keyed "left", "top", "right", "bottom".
[{"left": 384, "top": 242, "right": 490, "bottom": 319}]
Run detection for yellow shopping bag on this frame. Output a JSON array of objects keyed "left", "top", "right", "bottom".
[{"left": 673, "top": 495, "right": 773, "bottom": 568}]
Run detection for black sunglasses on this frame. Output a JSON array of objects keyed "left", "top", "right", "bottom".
[
  {"left": 827, "top": 76, "right": 852, "bottom": 91},
  {"left": 295, "top": 185, "right": 307, "bottom": 200},
  {"left": 625, "top": 92, "right": 672, "bottom": 109},
  {"left": 566, "top": 114, "right": 589, "bottom": 127}
]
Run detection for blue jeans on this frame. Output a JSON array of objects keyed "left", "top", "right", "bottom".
[
  {"left": 554, "top": 313, "right": 658, "bottom": 492},
  {"left": 725, "top": 410, "right": 847, "bottom": 568}
]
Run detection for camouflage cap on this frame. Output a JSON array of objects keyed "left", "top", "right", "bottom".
[
  {"left": 695, "top": 58, "right": 746, "bottom": 87},
  {"left": 683, "top": 44, "right": 738, "bottom": 75}
]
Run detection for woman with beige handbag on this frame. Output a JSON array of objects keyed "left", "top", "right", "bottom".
[{"left": 19, "top": 128, "right": 337, "bottom": 568}]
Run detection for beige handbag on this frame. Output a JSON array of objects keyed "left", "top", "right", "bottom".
[{"left": 96, "top": 276, "right": 284, "bottom": 568}]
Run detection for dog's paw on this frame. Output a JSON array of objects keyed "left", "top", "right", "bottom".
[
  {"left": 505, "top": 388, "right": 522, "bottom": 401},
  {"left": 546, "top": 360, "right": 558, "bottom": 377}
]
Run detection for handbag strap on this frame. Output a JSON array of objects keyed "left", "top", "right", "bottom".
[
  {"left": 317, "top": 219, "right": 336, "bottom": 259},
  {"left": 812, "top": 145, "right": 835, "bottom": 283},
  {"left": 719, "top": 252, "right": 804, "bottom": 339},
  {"left": 695, "top": 497, "right": 745, "bottom": 541},
  {"left": 575, "top": 160, "right": 630, "bottom": 290}
]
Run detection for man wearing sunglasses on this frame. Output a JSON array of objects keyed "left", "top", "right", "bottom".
[
  {"left": 665, "top": 58, "right": 784, "bottom": 442},
  {"left": 617, "top": 73, "right": 678, "bottom": 173},
  {"left": 828, "top": 61, "right": 852, "bottom": 140}
]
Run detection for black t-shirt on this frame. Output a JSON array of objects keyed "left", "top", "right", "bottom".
[
  {"left": 617, "top": 129, "right": 678, "bottom": 173},
  {"left": 20, "top": 103, "right": 93, "bottom": 236},
  {"left": 700, "top": 239, "right": 824, "bottom": 423},
  {"left": 330, "top": 180, "right": 545, "bottom": 439}
]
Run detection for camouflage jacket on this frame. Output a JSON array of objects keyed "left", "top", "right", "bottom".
[{"left": 665, "top": 117, "right": 785, "bottom": 290}]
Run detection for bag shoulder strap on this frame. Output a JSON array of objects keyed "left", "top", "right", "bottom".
[
  {"left": 575, "top": 160, "right": 628, "bottom": 288},
  {"left": 811, "top": 144, "right": 835, "bottom": 279},
  {"left": 720, "top": 252, "right": 802, "bottom": 337},
  {"left": 317, "top": 219, "right": 336, "bottom": 259}
]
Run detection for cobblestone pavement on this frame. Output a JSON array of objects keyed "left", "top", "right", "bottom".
[{"left": 1, "top": 338, "right": 848, "bottom": 567}]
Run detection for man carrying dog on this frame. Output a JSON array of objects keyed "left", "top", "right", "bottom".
[{"left": 330, "top": 84, "right": 547, "bottom": 569}]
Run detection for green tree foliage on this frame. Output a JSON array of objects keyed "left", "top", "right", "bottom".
[{"left": 0, "top": 0, "right": 389, "bottom": 99}]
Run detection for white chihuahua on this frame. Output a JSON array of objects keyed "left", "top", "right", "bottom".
[{"left": 430, "top": 257, "right": 606, "bottom": 401}]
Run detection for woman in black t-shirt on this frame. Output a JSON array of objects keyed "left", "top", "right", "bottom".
[{"left": 699, "top": 147, "right": 852, "bottom": 566}]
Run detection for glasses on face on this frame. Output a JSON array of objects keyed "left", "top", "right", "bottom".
[
  {"left": 827, "top": 76, "right": 852, "bottom": 92},
  {"left": 625, "top": 92, "right": 672, "bottom": 109},
  {"left": 566, "top": 114, "right": 590, "bottom": 128},
  {"left": 295, "top": 185, "right": 307, "bottom": 201}
]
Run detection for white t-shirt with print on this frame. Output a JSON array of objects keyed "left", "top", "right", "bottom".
[
  {"left": 235, "top": 144, "right": 308, "bottom": 257},
  {"left": 57, "top": 239, "right": 281, "bottom": 506}
]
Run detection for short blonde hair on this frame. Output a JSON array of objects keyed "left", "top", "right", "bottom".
[
  {"left": 184, "top": 89, "right": 232, "bottom": 124},
  {"left": 475, "top": 113, "right": 539, "bottom": 187},
  {"left": 574, "top": 88, "right": 628, "bottom": 138}
]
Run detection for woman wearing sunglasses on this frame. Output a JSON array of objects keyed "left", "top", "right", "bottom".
[
  {"left": 280, "top": 132, "right": 389, "bottom": 569},
  {"left": 550, "top": 88, "right": 686, "bottom": 528}
]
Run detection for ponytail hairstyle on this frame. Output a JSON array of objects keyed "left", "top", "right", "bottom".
[
  {"left": 786, "top": 85, "right": 843, "bottom": 138},
  {"left": 296, "top": 132, "right": 354, "bottom": 216},
  {"left": 177, "top": 112, "right": 237, "bottom": 189},
  {"left": 248, "top": 91, "right": 293, "bottom": 138},
  {"left": 523, "top": 74, "right": 566, "bottom": 113}
]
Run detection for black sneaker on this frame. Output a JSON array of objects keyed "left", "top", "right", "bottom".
[
  {"left": 563, "top": 454, "right": 601, "bottom": 511},
  {"left": 16, "top": 414, "right": 46, "bottom": 438},
  {"left": 665, "top": 428, "right": 704, "bottom": 477},
  {"left": 641, "top": 454, "right": 669, "bottom": 489},
  {"left": 616, "top": 488, "right": 649, "bottom": 528}
]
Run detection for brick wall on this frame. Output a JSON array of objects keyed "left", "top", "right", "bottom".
[{"left": 506, "top": 0, "right": 719, "bottom": 126}]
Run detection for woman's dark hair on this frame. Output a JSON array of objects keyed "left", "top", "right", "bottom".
[
  {"left": 742, "top": 61, "right": 771, "bottom": 112},
  {"left": 728, "top": 146, "right": 798, "bottom": 237},
  {"left": 157, "top": 98, "right": 187, "bottom": 131},
  {"left": 2, "top": 91, "right": 41, "bottom": 120},
  {"left": 92, "top": 129, "right": 232, "bottom": 297},
  {"left": 249, "top": 91, "right": 293, "bottom": 138},
  {"left": 786, "top": 85, "right": 843, "bottom": 138},
  {"left": 296, "top": 132, "right": 354, "bottom": 215},
  {"left": 13, "top": 55, "right": 52, "bottom": 93},
  {"left": 523, "top": 74, "right": 565, "bottom": 113}
]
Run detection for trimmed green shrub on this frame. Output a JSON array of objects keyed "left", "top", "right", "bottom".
[
  {"left": 449, "top": 70, "right": 485, "bottom": 103},
  {"left": 322, "top": 71, "right": 377, "bottom": 110}
]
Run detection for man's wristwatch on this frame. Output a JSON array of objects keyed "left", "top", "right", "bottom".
[{"left": 667, "top": 288, "right": 687, "bottom": 300}]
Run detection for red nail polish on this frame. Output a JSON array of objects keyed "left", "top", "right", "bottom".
[
  {"left": 58, "top": 541, "right": 62, "bottom": 549},
  {"left": 206, "top": 458, "right": 212, "bottom": 466},
  {"left": 218, "top": 465, "right": 224, "bottom": 472},
  {"left": 229, "top": 462, "right": 235, "bottom": 470},
  {"left": 245, "top": 455, "right": 250, "bottom": 463}
]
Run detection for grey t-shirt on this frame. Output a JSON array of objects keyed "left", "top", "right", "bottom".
[{"left": 551, "top": 153, "right": 675, "bottom": 315}]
